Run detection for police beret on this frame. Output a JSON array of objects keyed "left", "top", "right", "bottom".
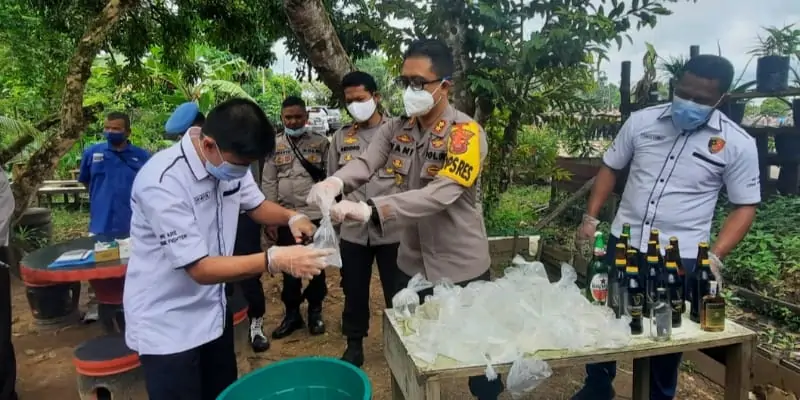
[{"left": 165, "top": 102, "right": 200, "bottom": 135}]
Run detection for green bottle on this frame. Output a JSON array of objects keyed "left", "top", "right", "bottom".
[{"left": 586, "top": 232, "right": 610, "bottom": 305}]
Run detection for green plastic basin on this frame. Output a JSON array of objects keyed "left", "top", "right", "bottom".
[{"left": 217, "top": 357, "right": 371, "bottom": 400}]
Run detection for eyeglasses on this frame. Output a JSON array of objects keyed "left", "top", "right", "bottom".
[{"left": 394, "top": 76, "right": 448, "bottom": 91}]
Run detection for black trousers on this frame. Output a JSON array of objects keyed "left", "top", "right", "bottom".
[
  {"left": 395, "top": 269, "right": 505, "bottom": 399},
  {"left": 277, "top": 221, "right": 327, "bottom": 309},
  {"left": 234, "top": 213, "right": 266, "bottom": 319},
  {"left": 0, "top": 247, "right": 17, "bottom": 400},
  {"left": 139, "top": 310, "right": 237, "bottom": 400},
  {"left": 340, "top": 240, "right": 398, "bottom": 338}
]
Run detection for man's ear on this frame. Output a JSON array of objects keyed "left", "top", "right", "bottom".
[{"left": 374, "top": 93, "right": 382, "bottom": 103}]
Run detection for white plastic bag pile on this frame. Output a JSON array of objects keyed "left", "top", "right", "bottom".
[{"left": 391, "top": 256, "right": 632, "bottom": 399}]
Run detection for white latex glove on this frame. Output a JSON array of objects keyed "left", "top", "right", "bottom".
[
  {"left": 331, "top": 200, "right": 371, "bottom": 223},
  {"left": 306, "top": 177, "right": 344, "bottom": 209},
  {"left": 267, "top": 245, "right": 336, "bottom": 279},
  {"left": 288, "top": 213, "right": 315, "bottom": 243},
  {"left": 709, "top": 252, "right": 724, "bottom": 289}
]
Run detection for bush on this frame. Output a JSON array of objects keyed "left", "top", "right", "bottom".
[
  {"left": 485, "top": 185, "right": 550, "bottom": 236},
  {"left": 713, "top": 195, "right": 800, "bottom": 299}
]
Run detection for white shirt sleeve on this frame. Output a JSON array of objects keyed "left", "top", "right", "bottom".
[
  {"left": 602, "top": 117, "right": 637, "bottom": 170},
  {"left": 136, "top": 176, "right": 209, "bottom": 269},
  {"left": 0, "top": 170, "right": 14, "bottom": 247},
  {"left": 239, "top": 169, "right": 266, "bottom": 212},
  {"left": 724, "top": 141, "right": 761, "bottom": 205}
]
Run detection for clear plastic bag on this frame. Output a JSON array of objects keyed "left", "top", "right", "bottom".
[
  {"left": 311, "top": 198, "right": 342, "bottom": 268},
  {"left": 391, "top": 273, "right": 433, "bottom": 317},
  {"left": 506, "top": 356, "right": 553, "bottom": 399}
]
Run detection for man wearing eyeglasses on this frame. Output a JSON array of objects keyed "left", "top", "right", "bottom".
[{"left": 307, "top": 38, "right": 503, "bottom": 400}]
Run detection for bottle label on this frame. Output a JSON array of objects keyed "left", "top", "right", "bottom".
[
  {"left": 670, "top": 291, "right": 683, "bottom": 313},
  {"left": 590, "top": 273, "right": 609, "bottom": 302},
  {"left": 705, "top": 303, "right": 726, "bottom": 325},
  {"left": 629, "top": 293, "right": 644, "bottom": 317}
]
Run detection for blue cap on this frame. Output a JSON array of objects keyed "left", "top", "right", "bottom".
[{"left": 165, "top": 102, "right": 200, "bottom": 135}]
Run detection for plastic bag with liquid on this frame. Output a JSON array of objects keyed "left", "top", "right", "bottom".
[
  {"left": 506, "top": 356, "right": 553, "bottom": 399},
  {"left": 311, "top": 199, "right": 342, "bottom": 268},
  {"left": 391, "top": 273, "right": 433, "bottom": 317}
]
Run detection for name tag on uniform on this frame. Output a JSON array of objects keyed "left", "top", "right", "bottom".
[
  {"left": 194, "top": 191, "right": 211, "bottom": 204},
  {"left": 92, "top": 153, "right": 104, "bottom": 163}
]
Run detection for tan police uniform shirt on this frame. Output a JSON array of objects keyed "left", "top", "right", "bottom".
[
  {"left": 333, "top": 105, "right": 490, "bottom": 283},
  {"left": 327, "top": 116, "right": 401, "bottom": 246},
  {"left": 262, "top": 131, "right": 330, "bottom": 220}
]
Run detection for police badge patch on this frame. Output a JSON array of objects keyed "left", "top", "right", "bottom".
[{"left": 708, "top": 137, "right": 726, "bottom": 154}]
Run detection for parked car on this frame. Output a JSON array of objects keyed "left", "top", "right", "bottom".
[
  {"left": 308, "top": 106, "right": 341, "bottom": 135},
  {"left": 306, "top": 109, "right": 329, "bottom": 135}
]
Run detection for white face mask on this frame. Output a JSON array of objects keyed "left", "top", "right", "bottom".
[
  {"left": 403, "top": 83, "right": 443, "bottom": 117},
  {"left": 346, "top": 98, "right": 377, "bottom": 122}
]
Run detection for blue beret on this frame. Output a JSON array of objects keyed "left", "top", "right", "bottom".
[{"left": 165, "top": 102, "right": 200, "bottom": 135}]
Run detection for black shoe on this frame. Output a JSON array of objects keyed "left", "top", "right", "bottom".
[
  {"left": 307, "top": 305, "right": 326, "bottom": 335},
  {"left": 271, "top": 309, "right": 305, "bottom": 339},
  {"left": 341, "top": 338, "right": 365, "bottom": 367},
  {"left": 249, "top": 317, "right": 270, "bottom": 352}
]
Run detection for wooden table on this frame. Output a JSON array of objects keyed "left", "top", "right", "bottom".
[{"left": 383, "top": 312, "right": 756, "bottom": 400}]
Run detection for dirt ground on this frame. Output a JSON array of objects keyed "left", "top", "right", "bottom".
[{"left": 10, "top": 267, "right": 725, "bottom": 399}]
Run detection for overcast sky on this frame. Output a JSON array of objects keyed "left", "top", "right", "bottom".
[{"left": 270, "top": 0, "right": 800, "bottom": 88}]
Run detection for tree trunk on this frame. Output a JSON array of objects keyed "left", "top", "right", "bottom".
[
  {"left": 437, "top": 1, "right": 474, "bottom": 117},
  {"left": 10, "top": 0, "right": 138, "bottom": 222},
  {"left": 498, "top": 109, "right": 522, "bottom": 193},
  {"left": 283, "top": 0, "right": 353, "bottom": 101}
]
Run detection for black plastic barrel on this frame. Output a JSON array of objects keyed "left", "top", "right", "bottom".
[
  {"left": 756, "top": 56, "right": 790, "bottom": 93},
  {"left": 25, "top": 282, "right": 81, "bottom": 327}
]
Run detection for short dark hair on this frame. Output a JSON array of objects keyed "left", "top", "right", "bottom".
[
  {"left": 192, "top": 112, "right": 205, "bottom": 127},
  {"left": 282, "top": 96, "right": 306, "bottom": 109},
  {"left": 342, "top": 71, "right": 378, "bottom": 93},
  {"left": 681, "top": 55, "right": 735, "bottom": 93},
  {"left": 403, "top": 39, "right": 454, "bottom": 80},
  {"left": 203, "top": 98, "right": 275, "bottom": 160},
  {"left": 106, "top": 111, "right": 131, "bottom": 131}
]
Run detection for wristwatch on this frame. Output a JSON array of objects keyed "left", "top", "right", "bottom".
[{"left": 366, "top": 199, "right": 380, "bottom": 226}]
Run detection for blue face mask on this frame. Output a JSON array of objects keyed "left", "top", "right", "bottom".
[
  {"left": 104, "top": 131, "right": 126, "bottom": 145},
  {"left": 203, "top": 144, "right": 249, "bottom": 181},
  {"left": 284, "top": 126, "right": 307, "bottom": 137},
  {"left": 671, "top": 95, "right": 715, "bottom": 132}
]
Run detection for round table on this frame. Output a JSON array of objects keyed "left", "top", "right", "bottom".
[
  {"left": 20, "top": 236, "right": 127, "bottom": 330},
  {"left": 20, "top": 236, "right": 127, "bottom": 285}
]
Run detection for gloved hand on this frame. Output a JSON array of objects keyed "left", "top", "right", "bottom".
[
  {"left": 331, "top": 200, "right": 371, "bottom": 223},
  {"left": 288, "top": 213, "right": 315, "bottom": 243},
  {"left": 267, "top": 245, "right": 335, "bottom": 279},
  {"left": 574, "top": 213, "right": 600, "bottom": 254},
  {"left": 709, "top": 252, "right": 724, "bottom": 289},
  {"left": 306, "top": 177, "right": 344, "bottom": 209}
]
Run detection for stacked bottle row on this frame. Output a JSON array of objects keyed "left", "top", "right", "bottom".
[{"left": 584, "top": 225, "right": 725, "bottom": 338}]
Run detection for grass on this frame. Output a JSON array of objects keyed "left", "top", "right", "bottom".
[
  {"left": 50, "top": 206, "right": 90, "bottom": 242},
  {"left": 485, "top": 185, "right": 552, "bottom": 237}
]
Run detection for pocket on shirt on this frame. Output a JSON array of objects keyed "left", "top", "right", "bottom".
[
  {"left": 90, "top": 160, "right": 106, "bottom": 176},
  {"left": 692, "top": 152, "right": 726, "bottom": 169}
]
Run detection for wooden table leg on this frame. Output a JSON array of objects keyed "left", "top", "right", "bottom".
[
  {"left": 632, "top": 357, "right": 651, "bottom": 400},
  {"left": 424, "top": 378, "right": 441, "bottom": 400},
  {"left": 724, "top": 338, "right": 754, "bottom": 400},
  {"left": 391, "top": 372, "right": 404, "bottom": 400}
]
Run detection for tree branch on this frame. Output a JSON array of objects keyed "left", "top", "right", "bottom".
[
  {"left": 533, "top": 177, "right": 596, "bottom": 231},
  {"left": 11, "top": 0, "right": 138, "bottom": 222}
]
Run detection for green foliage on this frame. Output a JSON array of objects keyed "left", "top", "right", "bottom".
[
  {"left": 485, "top": 185, "right": 550, "bottom": 237},
  {"left": 759, "top": 98, "right": 792, "bottom": 118},
  {"left": 713, "top": 196, "right": 800, "bottom": 299},
  {"left": 749, "top": 24, "right": 800, "bottom": 58}
]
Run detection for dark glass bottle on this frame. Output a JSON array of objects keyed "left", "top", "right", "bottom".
[
  {"left": 669, "top": 236, "right": 685, "bottom": 278},
  {"left": 665, "top": 245, "right": 683, "bottom": 328},
  {"left": 626, "top": 250, "right": 644, "bottom": 335},
  {"left": 690, "top": 242, "right": 713, "bottom": 323},
  {"left": 608, "top": 243, "right": 627, "bottom": 318},
  {"left": 644, "top": 240, "right": 661, "bottom": 316},
  {"left": 619, "top": 233, "right": 630, "bottom": 253},
  {"left": 622, "top": 223, "right": 632, "bottom": 237}
]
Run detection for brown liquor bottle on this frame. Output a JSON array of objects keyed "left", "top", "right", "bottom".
[{"left": 701, "top": 280, "right": 726, "bottom": 332}]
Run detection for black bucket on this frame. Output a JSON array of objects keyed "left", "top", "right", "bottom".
[
  {"left": 721, "top": 101, "right": 748, "bottom": 124},
  {"left": 756, "top": 56, "right": 790, "bottom": 93},
  {"left": 25, "top": 282, "right": 81, "bottom": 327},
  {"left": 14, "top": 207, "right": 53, "bottom": 252}
]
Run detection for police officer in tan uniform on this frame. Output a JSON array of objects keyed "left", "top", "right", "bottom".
[
  {"left": 307, "top": 39, "right": 503, "bottom": 400},
  {"left": 263, "top": 96, "right": 330, "bottom": 339},
  {"left": 328, "top": 71, "right": 401, "bottom": 367}
]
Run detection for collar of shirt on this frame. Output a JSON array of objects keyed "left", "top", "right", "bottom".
[{"left": 180, "top": 132, "right": 209, "bottom": 181}]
